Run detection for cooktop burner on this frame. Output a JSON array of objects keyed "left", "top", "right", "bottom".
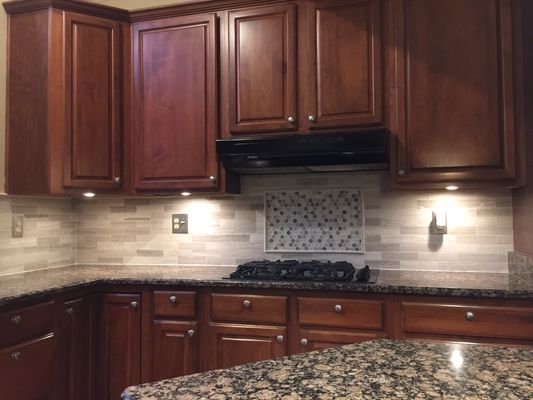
[{"left": 228, "top": 260, "right": 379, "bottom": 283}]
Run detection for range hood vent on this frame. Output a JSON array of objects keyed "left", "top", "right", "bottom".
[{"left": 216, "top": 129, "right": 389, "bottom": 175}]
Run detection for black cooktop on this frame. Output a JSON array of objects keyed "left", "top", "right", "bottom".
[{"left": 228, "top": 260, "right": 379, "bottom": 283}]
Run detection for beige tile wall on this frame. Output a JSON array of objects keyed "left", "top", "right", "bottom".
[
  {"left": 76, "top": 172, "right": 514, "bottom": 272},
  {"left": 0, "top": 196, "right": 76, "bottom": 275}
]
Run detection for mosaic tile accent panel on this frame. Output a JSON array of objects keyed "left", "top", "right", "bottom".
[{"left": 265, "top": 190, "right": 364, "bottom": 253}]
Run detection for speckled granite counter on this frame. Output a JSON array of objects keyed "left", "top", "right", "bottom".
[
  {"left": 1, "top": 264, "right": 533, "bottom": 308},
  {"left": 122, "top": 339, "right": 533, "bottom": 400}
]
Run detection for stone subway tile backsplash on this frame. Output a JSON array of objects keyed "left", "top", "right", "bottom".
[
  {"left": 75, "top": 172, "right": 514, "bottom": 272},
  {"left": 0, "top": 197, "right": 76, "bottom": 275}
]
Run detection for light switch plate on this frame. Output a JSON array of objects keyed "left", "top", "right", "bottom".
[
  {"left": 12, "top": 215, "right": 23, "bottom": 238},
  {"left": 172, "top": 214, "right": 188, "bottom": 234}
]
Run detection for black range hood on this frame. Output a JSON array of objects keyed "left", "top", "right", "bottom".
[{"left": 216, "top": 129, "right": 389, "bottom": 174}]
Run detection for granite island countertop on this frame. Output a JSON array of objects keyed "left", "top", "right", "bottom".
[
  {"left": 122, "top": 339, "right": 533, "bottom": 400},
  {"left": 1, "top": 264, "right": 533, "bottom": 308}
]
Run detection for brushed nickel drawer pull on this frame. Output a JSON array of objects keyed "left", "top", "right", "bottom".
[
  {"left": 11, "top": 352, "right": 21, "bottom": 361},
  {"left": 169, "top": 296, "right": 177, "bottom": 304},
  {"left": 334, "top": 304, "right": 343, "bottom": 313},
  {"left": 187, "top": 329, "right": 195, "bottom": 337},
  {"left": 11, "top": 315, "right": 22, "bottom": 325},
  {"left": 243, "top": 299, "right": 252, "bottom": 308},
  {"left": 465, "top": 311, "right": 475, "bottom": 321},
  {"left": 66, "top": 307, "right": 74, "bottom": 315},
  {"left": 276, "top": 335, "right": 284, "bottom": 343},
  {"left": 130, "top": 301, "right": 138, "bottom": 309},
  {"left": 300, "top": 338, "right": 308, "bottom": 346}
]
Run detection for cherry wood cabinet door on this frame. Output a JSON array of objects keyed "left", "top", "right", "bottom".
[
  {"left": 306, "top": 0, "right": 383, "bottom": 129},
  {"left": 0, "top": 334, "right": 55, "bottom": 400},
  {"left": 207, "top": 323, "right": 287, "bottom": 370},
  {"left": 63, "top": 13, "right": 122, "bottom": 190},
  {"left": 227, "top": 4, "right": 298, "bottom": 135},
  {"left": 152, "top": 320, "right": 198, "bottom": 380},
  {"left": 297, "top": 329, "right": 383, "bottom": 353},
  {"left": 132, "top": 14, "right": 218, "bottom": 191},
  {"left": 389, "top": 0, "right": 521, "bottom": 186},
  {"left": 102, "top": 293, "right": 141, "bottom": 400},
  {"left": 63, "top": 295, "right": 100, "bottom": 400}
]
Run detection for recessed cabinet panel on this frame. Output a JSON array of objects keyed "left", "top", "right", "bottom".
[
  {"left": 390, "top": 0, "right": 520, "bottom": 184},
  {"left": 133, "top": 14, "right": 218, "bottom": 190},
  {"left": 64, "top": 13, "right": 121, "bottom": 189},
  {"left": 228, "top": 5, "right": 298, "bottom": 134},
  {"left": 307, "top": 0, "right": 383, "bottom": 128}
]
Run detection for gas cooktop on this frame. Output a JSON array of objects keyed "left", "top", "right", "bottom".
[{"left": 227, "top": 260, "right": 379, "bottom": 283}]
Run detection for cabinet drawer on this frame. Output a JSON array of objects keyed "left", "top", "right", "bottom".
[
  {"left": 0, "top": 333, "right": 55, "bottom": 399},
  {"left": 153, "top": 291, "right": 197, "bottom": 319},
  {"left": 0, "top": 301, "right": 55, "bottom": 348},
  {"left": 298, "top": 297, "right": 384, "bottom": 330},
  {"left": 401, "top": 302, "right": 533, "bottom": 340},
  {"left": 211, "top": 294, "right": 287, "bottom": 324}
]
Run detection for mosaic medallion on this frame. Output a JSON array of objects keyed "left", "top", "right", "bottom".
[{"left": 265, "top": 189, "right": 364, "bottom": 253}]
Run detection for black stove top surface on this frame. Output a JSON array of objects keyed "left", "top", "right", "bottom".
[{"left": 228, "top": 260, "right": 378, "bottom": 283}]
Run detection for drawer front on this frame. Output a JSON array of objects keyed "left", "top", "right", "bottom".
[
  {"left": 298, "top": 329, "right": 384, "bottom": 353},
  {"left": 0, "top": 301, "right": 55, "bottom": 348},
  {"left": 0, "top": 333, "right": 55, "bottom": 399},
  {"left": 298, "top": 297, "right": 384, "bottom": 330},
  {"left": 153, "top": 291, "right": 197, "bottom": 319},
  {"left": 401, "top": 302, "right": 533, "bottom": 340},
  {"left": 211, "top": 294, "right": 287, "bottom": 324}
]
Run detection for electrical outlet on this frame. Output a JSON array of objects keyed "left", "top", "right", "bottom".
[
  {"left": 12, "top": 215, "right": 23, "bottom": 238},
  {"left": 172, "top": 214, "right": 188, "bottom": 234}
]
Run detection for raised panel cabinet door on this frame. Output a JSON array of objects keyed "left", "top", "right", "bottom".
[
  {"left": 152, "top": 321, "right": 198, "bottom": 380},
  {"left": 307, "top": 0, "right": 383, "bottom": 129},
  {"left": 63, "top": 13, "right": 122, "bottom": 190},
  {"left": 389, "top": 0, "right": 520, "bottom": 185},
  {"left": 63, "top": 295, "right": 100, "bottom": 400},
  {"left": 103, "top": 293, "right": 141, "bottom": 400},
  {"left": 228, "top": 4, "right": 298, "bottom": 134},
  {"left": 133, "top": 14, "right": 218, "bottom": 191},
  {"left": 297, "top": 329, "right": 383, "bottom": 353},
  {"left": 0, "top": 333, "right": 55, "bottom": 400},
  {"left": 207, "top": 323, "right": 287, "bottom": 370}
]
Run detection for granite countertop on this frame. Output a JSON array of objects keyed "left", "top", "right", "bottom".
[
  {"left": 122, "top": 339, "right": 533, "bottom": 400},
  {"left": 1, "top": 264, "right": 533, "bottom": 308}
]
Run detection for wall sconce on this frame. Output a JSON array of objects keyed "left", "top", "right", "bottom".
[{"left": 431, "top": 209, "right": 447, "bottom": 234}]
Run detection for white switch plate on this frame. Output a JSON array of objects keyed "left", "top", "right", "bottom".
[{"left": 12, "top": 215, "right": 23, "bottom": 238}]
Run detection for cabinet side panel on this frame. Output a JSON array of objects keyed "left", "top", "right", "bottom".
[{"left": 6, "top": 11, "right": 50, "bottom": 194}]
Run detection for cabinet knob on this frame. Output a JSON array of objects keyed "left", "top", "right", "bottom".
[
  {"left": 276, "top": 335, "right": 284, "bottom": 343},
  {"left": 130, "top": 301, "right": 138, "bottom": 309},
  {"left": 300, "top": 338, "right": 308, "bottom": 346},
  {"left": 287, "top": 116, "right": 295, "bottom": 123},
  {"left": 114, "top": 177, "right": 121, "bottom": 184},
  {"left": 11, "top": 352, "right": 21, "bottom": 361},
  {"left": 308, "top": 115, "right": 316, "bottom": 122},
  {"left": 66, "top": 307, "right": 74, "bottom": 315},
  {"left": 334, "top": 304, "right": 343, "bottom": 313},
  {"left": 243, "top": 299, "right": 252, "bottom": 308},
  {"left": 11, "top": 315, "right": 22, "bottom": 325},
  {"left": 187, "top": 329, "right": 195, "bottom": 337},
  {"left": 398, "top": 170, "right": 405, "bottom": 176},
  {"left": 169, "top": 296, "right": 177, "bottom": 304},
  {"left": 465, "top": 311, "right": 475, "bottom": 321},
  {"left": 209, "top": 175, "right": 216, "bottom": 182}
]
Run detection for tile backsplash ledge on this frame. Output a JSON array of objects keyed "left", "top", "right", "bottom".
[
  {"left": 0, "top": 172, "right": 514, "bottom": 274},
  {"left": 75, "top": 172, "right": 513, "bottom": 273}
]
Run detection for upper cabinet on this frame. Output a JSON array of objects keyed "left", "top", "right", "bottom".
[
  {"left": 223, "top": 0, "right": 383, "bottom": 137},
  {"left": 5, "top": 5, "right": 127, "bottom": 195},
  {"left": 306, "top": 0, "right": 382, "bottom": 129},
  {"left": 132, "top": 14, "right": 219, "bottom": 191},
  {"left": 227, "top": 4, "right": 298, "bottom": 135},
  {"left": 388, "top": 0, "right": 525, "bottom": 188}
]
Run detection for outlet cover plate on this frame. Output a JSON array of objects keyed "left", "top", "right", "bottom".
[
  {"left": 12, "top": 215, "right": 23, "bottom": 238},
  {"left": 172, "top": 214, "right": 188, "bottom": 234}
]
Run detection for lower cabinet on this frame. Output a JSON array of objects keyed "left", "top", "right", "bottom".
[
  {"left": 207, "top": 323, "right": 287, "bottom": 370},
  {"left": 0, "top": 333, "right": 55, "bottom": 400},
  {"left": 152, "top": 320, "right": 198, "bottom": 380},
  {"left": 297, "top": 329, "right": 384, "bottom": 353},
  {"left": 63, "top": 295, "right": 100, "bottom": 400},
  {"left": 103, "top": 293, "right": 142, "bottom": 400}
]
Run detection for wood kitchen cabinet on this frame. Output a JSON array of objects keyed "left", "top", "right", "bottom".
[
  {"left": 387, "top": 0, "right": 525, "bottom": 188},
  {"left": 62, "top": 295, "right": 100, "bottom": 400},
  {"left": 102, "top": 293, "right": 142, "bottom": 400},
  {"left": 4, "top": 3, "right": 127, "bottom": 195},
  {"left": 227, "top": 4, "right": 298, "bottom": 135},
  {"left": 132, "top": 14, "right": 219, "bottom": 191}
]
